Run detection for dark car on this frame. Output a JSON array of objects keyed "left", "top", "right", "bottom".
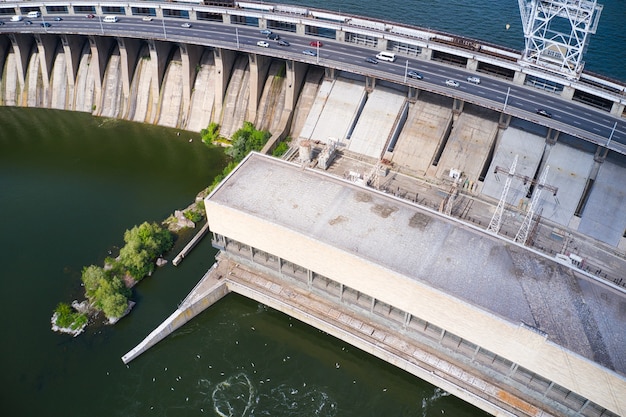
[
  {"left": 536, "top": 109, "right": 552, "bottom": 118},
  {"left": 267, "top": 33, "right": 280, "bottom": 41},
  {"left": 407, "top": 70, "right": 423, "bottom": 79},
  {"left": 365, "top": 57, "right": 378, "bottom": 64},
  {"left": 86, "top": 14, "right": 95, "bottom": 19},
  {"left": 40, "top": 22, "right": 51, "bottom": 27},
  {"left": 309, "top": 40, "right": 323, "bottom": 47},
  {"left": 24, "top": 20, "right": 33, "bottom": 25},
  {"left": 277, "top": 40, "right": 290, "bottom": 47}
]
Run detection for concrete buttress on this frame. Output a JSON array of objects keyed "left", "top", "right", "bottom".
[
  {"left": 34, "top": 34, "right": 59, "bottom": 107},
  {"left": 147, "top": 39, "right": 173, "bottom": 124},
  {"left": 8, "top": 33, "right": 34, "bottom": 93},
  {"left": 247, "top": 53, "right": 271, "bottom": 122},
  {"left": 180, "top": 43, "right": 204, "bottom": 128},
  {"left": 117, "top": 37, "right": 142, "bottom": 118},
  {"left": 284, "top": 60, "right": 307, "bottom": 112},
  {"left": 0, "top": 36, "right": 10, "bottom": 89},
  {"left": 88, "top": 35, "right": 115, "bottom": 114},
  {"left": 213, "top": 48, "right": 237, "bottom": 110},
  {"left": 61, "top": 35, "right": 86, "bottom": 89}
]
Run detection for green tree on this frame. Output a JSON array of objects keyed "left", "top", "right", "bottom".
[
  {"left": 81, "top": 265, "right": 107, "bottom": 298},
  {"left": 225, "top": 121, "right": 271, "bottom": 163},
  {"left": 118, "top": 222, "right": 173, "bottom": 280},
  {"left": 100, "top": 292, "right": 129, "bottom": 319}
]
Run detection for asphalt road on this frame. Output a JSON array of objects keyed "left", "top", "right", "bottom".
[{"left": 1, "top": 13, "right": 624, "bottom": 152}]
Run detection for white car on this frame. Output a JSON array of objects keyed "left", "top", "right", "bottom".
[
  {"left": 181, "top": 22, "right": 191, "bottom": 28},
  {"left": 467, "top": 76, "right": 481, "bottom": 84},
  {"left": 445, "top": 79, "right": 460, "bottom": 88},
  {"left": 256, "top": 40, "right": 269, "bottom": 48},
  {"left": 142, "top": 16, "right": 153, "bottom": 22}
]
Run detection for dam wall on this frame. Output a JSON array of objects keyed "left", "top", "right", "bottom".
[{"left": 0, "top": 34, "right": 313, "bottom": 137}]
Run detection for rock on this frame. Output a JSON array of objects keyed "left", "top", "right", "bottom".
[{"left": 156, "top": 257, "right": 168, "bottom": 267}]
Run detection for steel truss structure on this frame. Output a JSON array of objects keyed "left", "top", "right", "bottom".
[{"left": 518, "top": 0, "right": 603, "bottom": 79}]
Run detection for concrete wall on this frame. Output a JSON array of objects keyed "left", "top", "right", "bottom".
[{"left": 204, "top": 195, "right": 626, "bottom": 416}]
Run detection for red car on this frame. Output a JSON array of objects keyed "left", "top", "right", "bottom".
[
  {"left": 86, "top": 14, "right": 95, "bottom": 19},
  {"left": 309, "top": 40, "right": 323, "bottom": 47}
]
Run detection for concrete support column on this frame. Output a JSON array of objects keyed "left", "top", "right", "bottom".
[
  {"left": 513, "top": 71, "right": 526, "bottom": 85},
  {"left": 117, "top": 37, "right": 141, "bottom": 109},
  {"left": 610, "top": 101, "right": 624, "bottom": 117},
  {"left": 560, "top": 85, "right": 575, "bottom": 100},
  {"left": 452, "top": 98, "right": 464, "bottom": 115},
  {"left": 324, "top": 66, "right": 336, "bottom": 80},
  {"left": 419, "top": 46, "right": 432, "bottom": 61},
  {"left": 0, "top": 36, "right": 10, "bottom": 85},
  {"left": 594, "top": 144, "right": 609, "bottom": 163},
  {"left": 407, "top": 86, "right": 419, "bottom": 103},
  {"left": 247, "top": 53, "right": 271, "bottom": 122},
  {"left": 34, "top": 34, "right": 58, "bottom": 107},
  {"left": 365, "top": 76, "right": 375, "bottom": 92},
  {"left": 377, "top": 38, "right": 388, "bottom": 51},
  {"left": 180, "top": 44, "right": 204, "bottom": 122},
  {"left": 546, "top": 128, "right": 559, "bottom": 145},
  {"left": 467, "top": 58, "right": 479, "bottom": 72},
  {"left": 8, "top": 33, "right": 34, "bottom": 90},
  {"left": 222, "top": 13, "right": 231, "bottom": 24},
  {"left": 296, "top": 23, "right": 306, "bottom": 36},
  {"left": 61, "top": 35, "right": 85, "bottom": 88},
  {"left": 335, "top": 30, "right": 345, "bottom": 42},
  {"left": 213, "top": 48, "right": 237, "bottom": 108},
  {"left": 258, "top": 18, "right": 268, "bottom": 30},
  {"left": 88, "top": 35, "right": 114, "bottom": 111},
  {"left": 147, "top": 39, "right": 173, "bottom": 124},
  {"left": 498, "top": 113, "right": 512, "bottom": 129},
  {"left": 285, "top": 60, "right": 307, "bottom": 112}
]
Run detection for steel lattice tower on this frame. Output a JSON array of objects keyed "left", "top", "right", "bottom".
[
  {"left": 487, "top": 155, "right": 518, "bottom": 235},
  {"left": 518, "top": 0, "right": 603, "bottom": 79},
  {"left": 515, "top": 166, "right": 550, "bottom": 245}
]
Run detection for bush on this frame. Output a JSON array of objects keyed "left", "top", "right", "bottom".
[
  {"left": 272, "top": 139, "right": 290, "bottom": 157},
  {"left": 54, "top": 302, "right": 88, "bottom": 330},
  {"left": 201, "top": 122, "right": 221, "bottom": 146},
  {"left": 225, "top": 121, "right": 271, "bottom": 163},
  {"left": 118, "top": 222, "right": 174, "bottom": 280}
]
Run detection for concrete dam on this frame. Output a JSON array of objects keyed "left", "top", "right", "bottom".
[
  {"left": 0, "top": 34, "right": 314, "bottom": 138},
  {"left": 2, "top": 4, "right": 626, "bottom": 416}
]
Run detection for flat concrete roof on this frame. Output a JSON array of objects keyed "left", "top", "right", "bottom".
[{"left": 207, "top": 153, "right": 626, "bottom": 378}]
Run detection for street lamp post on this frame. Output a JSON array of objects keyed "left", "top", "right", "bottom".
[
  {"left": 161, "top": 7, "right": 167, "bottom": 39},
  {"left": 98, "top": 15, "right": 104, "bottom": 35},
  {"left": 236, "top": 27, "right": 239, "bottom": 49},
  {"left": 606, "top": 121, "right": 617, "bottom": 148},
  {"left": 403, "top": 59, "right": 408, "bottom": 83},
  {"left": 316, "top": 41, "right": 319, "bottom": 64},
  {"left": 503, "top": 87, "right": 511, "bottom": 112}
]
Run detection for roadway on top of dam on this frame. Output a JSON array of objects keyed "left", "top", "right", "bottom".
[{"left": 2, "top": 13, "right": 625, "bottom": 153}]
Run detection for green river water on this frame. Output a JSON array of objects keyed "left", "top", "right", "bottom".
[{"left": 0, "top": 107, "right": 488, "bottom": 417}]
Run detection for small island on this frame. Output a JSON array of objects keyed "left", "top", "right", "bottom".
[{"left": 51, "top": 221, "right": 174, "bottom": 336}]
